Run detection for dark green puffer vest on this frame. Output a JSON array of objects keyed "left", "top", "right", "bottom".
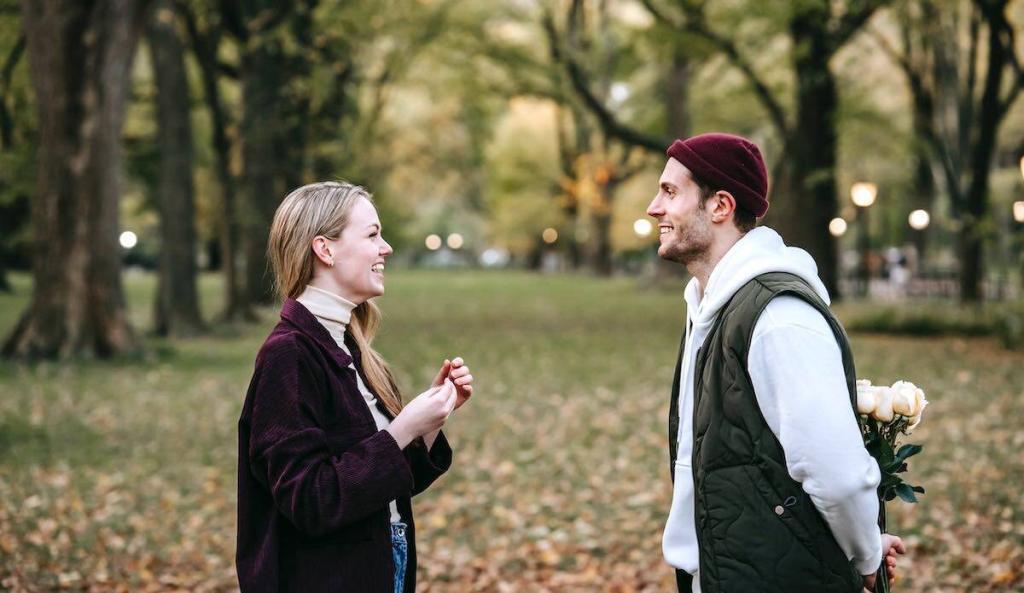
[{"left": 668, "top": 272, "right": 864, "bottom": 593}]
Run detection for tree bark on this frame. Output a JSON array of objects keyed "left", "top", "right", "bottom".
[
  {"left": 0, "top": 34, "right": 25, "bottom": 151},
  {"left": 958, "top": 0, "right": 1011, "bottom": 302},
  {"left": 240, "top": 37, "right": 289, "bottom": 305},
  {"left": 150, "top": 0, "right": 203, "bottom": 336},
  {"left": 770, "top": 4, "right": 841, "bottom": 299},
  {"left": 178, "top": 0, "right": 252, "bottom": 321},
  {"left": 665, "top": 46, "right": 691, "bottom": 139},
  {"left": 4, "top": 0, "right": 150, "bottom": 359},
  {"left": 0, "top": 34, "right": 27, "bottom": 293},
  {"left": 588, "top": 175, "right": 616, "bottom": 277}
]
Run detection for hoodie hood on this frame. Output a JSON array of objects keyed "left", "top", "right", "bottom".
[{"left": 684, "top": 227, "right": 829, "bottom": 326}]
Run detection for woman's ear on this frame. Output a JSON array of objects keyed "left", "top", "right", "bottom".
[{"left": 311, "top": 236, "right": 335, "bottom": 267}]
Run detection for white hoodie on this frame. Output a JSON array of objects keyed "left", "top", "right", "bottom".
[{"left": 662, "top": 227, "right": 882, "bottom": 591}]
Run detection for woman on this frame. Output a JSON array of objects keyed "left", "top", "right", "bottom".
[{"left": 236, "top": 181, "right": 474, "bottom": 593}]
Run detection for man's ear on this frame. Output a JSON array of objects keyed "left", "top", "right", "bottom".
[{"left": 710, "top": 191, "right": 737, "bottom": 223}]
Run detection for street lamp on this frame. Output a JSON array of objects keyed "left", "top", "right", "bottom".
[
  {"left": 425, "top": 234, "right": 442, "bottom": 251},
  {"left": 850, "top": 182, "right": 877, "bottom": 207},
  {"left": 542, "top": 228, "right": 558, "bottom": 244},
  {"left": 119, "top": 231, "right": 138, "bottom": 249},
  {"left": 908, "top": 209, "right": 930, "bottom": 230},
  {"left": 633, "top": 218, "right": 653, "bottom": 237},
  {"left": 1014, "top": 201, "right": 1024, "bottom": 224},
  {"left": 851, "top": 182, "right": 878, "bottom": 297},
  {"left": 828, "top": 218, "right": 848, "bottom": 237},
  {"left": 446, "top": 233, "right": 464, "bottom": 250}
]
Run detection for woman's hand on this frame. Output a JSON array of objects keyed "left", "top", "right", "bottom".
[
  {"left": 431, "top": 357, "right": 474, "bottom": 410},
  {"left": 387, "top": 380, "right": 457, "bottom": 449}
]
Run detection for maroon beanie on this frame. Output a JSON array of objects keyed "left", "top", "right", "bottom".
[{"left": 665, "top": 133, "right": 769, "bottom": 218}]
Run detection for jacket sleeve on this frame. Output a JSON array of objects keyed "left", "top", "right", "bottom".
[
  {"left": 405, "top": 431, "right": 453, "bottom": 496},
  {"left": 747, "top": 296, "right": 883, "bottom": 576},
  {"left": 248, "top": 338, "right": 414, "bottom": 536}
]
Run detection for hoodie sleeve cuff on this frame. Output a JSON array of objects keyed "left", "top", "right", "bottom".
[{"left": 855, "top": 533, "right": 884, "bottom": 577}]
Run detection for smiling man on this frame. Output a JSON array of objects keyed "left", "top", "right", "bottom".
[{"left": 648, "top": 133, "right": 904, "bottom": 593}]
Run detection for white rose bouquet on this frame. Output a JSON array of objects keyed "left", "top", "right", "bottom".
[{"left": 856, "top": 379, "right": 928, "bottom": 592}]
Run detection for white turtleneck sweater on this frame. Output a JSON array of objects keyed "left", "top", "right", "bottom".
[{"left": 296, "top": 284, "right": 401, "bottom": 523}]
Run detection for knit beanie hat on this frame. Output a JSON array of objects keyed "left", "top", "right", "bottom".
[{"left": 665, "top": 133, "right": 769, "bottom": 218}]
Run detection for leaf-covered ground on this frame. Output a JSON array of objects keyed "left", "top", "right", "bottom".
[{"left": 0, "top": 270, "right": 1021, "bottom": 592}]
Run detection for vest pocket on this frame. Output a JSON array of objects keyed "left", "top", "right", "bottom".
[
  {"left": 700, "top": 465, "right": 831, "bottom": 591},
  {"left": 739, "top": 466, "right": 821, "bottom": 555}
]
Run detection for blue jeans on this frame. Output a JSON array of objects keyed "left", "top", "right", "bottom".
[{"left": 391, "top": 522, "right": 408, "bottom": 593}]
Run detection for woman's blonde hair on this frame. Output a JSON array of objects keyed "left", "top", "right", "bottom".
[{"left": 267, "top": 181, "right": 403, "bottom": 416}]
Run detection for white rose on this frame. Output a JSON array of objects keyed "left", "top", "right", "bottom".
[
  {"left": 872, "top": 386, "right": 895, "bottom": 423},
  {"left": 856, "top": 381, "right": 877, "bottom": 416},
  {"left": 891, "top": 380, "right": 925, "bottom": 417},
  {"left": 893, "top": 381, "right": 929, "bottom": 432}
]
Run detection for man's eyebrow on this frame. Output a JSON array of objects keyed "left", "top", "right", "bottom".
[{"left": 660, "top": 181, "right": 677, "bottom": 190}]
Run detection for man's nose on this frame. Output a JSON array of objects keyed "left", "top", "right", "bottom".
[{"left": 646, "top": 197, "right": 662, "bottom": 218}]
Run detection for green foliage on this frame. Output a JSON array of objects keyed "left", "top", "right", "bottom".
[
  {"left": 842, "top": 303, "right": 995, "bottom": 336},
  {"left": 862, "top": 418, "right": 925, "bottom": 505},
  {"left": 483, "top": 98, "right": 563, "bottom": 254},
  {"left": 841, "top": 301, "right": 1024, "bottom": 351}
]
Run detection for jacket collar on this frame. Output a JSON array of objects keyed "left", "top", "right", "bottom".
[{"left": 280, "top": 298, "right": 354, "bottom": 368}]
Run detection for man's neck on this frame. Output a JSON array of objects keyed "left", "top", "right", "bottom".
[{"left": 688, "top": 231, "right": 744, "bottom": 299}]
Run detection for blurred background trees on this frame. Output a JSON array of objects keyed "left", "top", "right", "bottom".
[{"left": 1, "top": 0, "right": 1023, "bottom": 360}]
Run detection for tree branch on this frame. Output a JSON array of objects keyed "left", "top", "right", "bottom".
[
  {"left": 996, "top": 7, "right": 1022, "bottom": 118},
  {"left": 830, "top": 0, "right": 892, "bottom": 52},
  {"left": 0, "top": 33, "right": 24, "bottom": 91},
  {"left": 662, "top": 1, "right": 790, "bottom": 138},
  {"left": 544, "top": 11, "right": 668, "bottom": 153}
]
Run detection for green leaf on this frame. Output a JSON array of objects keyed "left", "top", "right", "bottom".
[
  {"left": 895, "top": 443, "right": 923, "bottom": 463},
  {"left": 894, "top": 483, "right": 919, "bottom": 503}
]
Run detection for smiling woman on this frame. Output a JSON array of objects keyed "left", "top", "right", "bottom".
[{"left": 237, "top": 181, "right": 475, "bottom": 593}]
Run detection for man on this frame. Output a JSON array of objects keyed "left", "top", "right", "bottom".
[{"left": 649, "top": 133, "right": 904, "bottom": 593}]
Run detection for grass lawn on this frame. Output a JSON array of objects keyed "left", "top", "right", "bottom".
[{"left": 0, "top": 270, "right": 1021, "bottom": 592}]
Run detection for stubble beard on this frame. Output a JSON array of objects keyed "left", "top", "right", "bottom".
[{"left": 658, "top": 212, "right": 712, "bottom": 267}]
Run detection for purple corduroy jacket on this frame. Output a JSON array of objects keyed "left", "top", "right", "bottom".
[{"left": 236, "top": 298, "right": 452, "bottom": 593}]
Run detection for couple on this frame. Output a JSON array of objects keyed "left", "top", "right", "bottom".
[{"left": 235, "top": 133, "right": 905, "bottom": 593}]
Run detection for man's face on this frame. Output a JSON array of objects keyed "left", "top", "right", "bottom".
[{"left": 646, "top": 158, "right": 712, "bottom": 265}]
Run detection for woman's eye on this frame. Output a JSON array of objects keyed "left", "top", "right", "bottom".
[{"left": 370, "top": 232, "right": 378, "bottom": 238}]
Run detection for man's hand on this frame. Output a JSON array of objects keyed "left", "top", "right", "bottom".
[{"left": 862, "top": 533, "right": 906, "bottom": 591}]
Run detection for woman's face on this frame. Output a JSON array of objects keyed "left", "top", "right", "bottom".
[{"left": 323, "top": 197, "right": 393, "bottom": 304}]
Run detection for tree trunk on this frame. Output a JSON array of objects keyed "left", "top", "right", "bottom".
[
  {"left": 178, "top": 1, "right": 252, "bottom": 321},
  {"left": 773, "top": 6, "right": 841, "bottom": 300},
  {"left": 240, "top": 39, "right": 288, "bottom": 306},
  {"left": 959, "top": 2, "right": 1011, "bottom": 303},
  {"left": 588, "top": 175, "right": 618, "bottom": 277},
  {"left": 0, "top": 36, "right": 26, "bottom": 293},
  {"left": 149, "top": 0, "right": 203, "bottom": 336},
  {"left": 665, "top": 46, "right": 691, "bottom": 139},
  {"left": 4, "top": 0, "right": 149, "bottom": 359},
  {"left": 898, "top": 1, "right": 940, "bottom": 263}
]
